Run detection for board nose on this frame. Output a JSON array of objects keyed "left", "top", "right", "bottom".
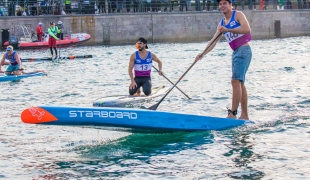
[{"left": 21, "top": 107, "right": 58, "bottom": 124}]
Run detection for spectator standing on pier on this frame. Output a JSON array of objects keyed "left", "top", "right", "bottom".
[
  {"left": 213, "top": 0, "right": 218, "bottom": 10},
  {"left": 264, "top": 0, "right": 269, "bottom": 9},
  {"left": 206, "top": 0, "right": 211, "bottom": 10},
  {"left": 56, "top": 21, "right": 64, "bottom": 40},
  {"left": 240, "top": 0, "right": 245, "bottom": 9},
  {"left": 65, "top": 0, "right": 71, "bottom": 14},
  {"left": 36, "top": 22, "right": 44, "bottom": 42},
  {"left": 124, "top": 0, "right": 131, "bottom": 12},
  {"left": 133, "top": 0, "right": 139, "bottom": 12},
  {"left": 186, "top": 0, "right": 192, "bottom": 11}
]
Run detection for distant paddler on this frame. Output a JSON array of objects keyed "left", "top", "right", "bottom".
[
  {"left": 0, "top": 45, "right": 23, "bottom": 75},
  {"left": 48, "top": 22, "right": 61, "bottom": 58}
]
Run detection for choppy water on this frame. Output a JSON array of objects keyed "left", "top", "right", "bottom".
[{"left": 1, "top": 36, "right": 310, "bottom": 179}]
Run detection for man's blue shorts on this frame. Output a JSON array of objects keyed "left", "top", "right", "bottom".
[
  {"left": 231, "top": 46, "right": 252, "bottom": 84},
  {"left": 6, "top": 64, "right": 19, "bottom": 72}
]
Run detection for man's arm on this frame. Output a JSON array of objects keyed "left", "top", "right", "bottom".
[
  {"left": 128, "top": 53, "right": 135, "bottom": 83},
  {"left": 14, "top": 53, "right": 22, "bottom": 70},
  {"left": 0, "top": 54, "right": 6, "bottom": 72},
  {"left": 56, "top": 26, "right": 61, "bottom": 33},
  {"left": 196, "top": 24, "right": 223, "bottom": 60},
  {"left": 151, "top": 53, "right": 163, "bottom": 75}
]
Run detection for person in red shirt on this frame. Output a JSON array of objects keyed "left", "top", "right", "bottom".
[{"left": 36, "top": 22, "right": 44, "bottom": 42}]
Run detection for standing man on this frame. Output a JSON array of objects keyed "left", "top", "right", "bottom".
[
  {"left": 56, "top": 21, "right": 64, "bottom": 40},
  {"left": 36, "top": 22, "right": 44, "bottom": 42},
  {"left": 48, "top": 22, "right": 60, "bottom": 58},
  {"left": 65, "top": 0, "right": 71, "bottom": 14},
  {"left": 128, "top": 37, "right": 163, "bottom": 96},
  {"left": 0, "top": 45, "right": 23, "bottom": 75},
  {"left": 195, "top": 0, "right": 252, "bottom": 120}
]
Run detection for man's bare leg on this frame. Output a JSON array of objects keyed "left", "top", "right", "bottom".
[
  {"left": 238, "top": 84, "right": 249, "bottom": 120},
  {"left": 227, "top": 79, "right": 242, "bottom": 118}
]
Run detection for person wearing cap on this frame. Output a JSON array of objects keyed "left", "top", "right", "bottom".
[
  {"left": 56, "top": 21, "right": 64, "bottom": 40},
  {"left": 48, "top": 22, "right": 61, "bottom": 58},
  {"left": 195, "top": 0, "right": 252, "bottom": 120},
  {"left": 0, "top": 45, "right": 23, "bottom": 75},
  {"left": 128, "top": 37, "right": 163, "bottom": 96},
  {"left": 36, "top": 22, "right": 44, "bottom": 42}
]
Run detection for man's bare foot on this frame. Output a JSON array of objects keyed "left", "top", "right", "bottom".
[
  {"left": 227, "top": 113, "right": 237, "bottom": 119},
  {"left": 238, "top": 115, "right": 249, "bottom": 120},
  {"left": 133, "top": 88, "right": 141, "bottom": 97},
  {"left": 12, "top": 70, "right": 23, "bottom": 75},
  {"left": 227, "top": 109, "right": 237, "bottom": 119}
]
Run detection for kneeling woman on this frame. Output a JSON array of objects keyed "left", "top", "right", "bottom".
[{"left": 0, "top": 45, "right": 23, "bottom": 75}]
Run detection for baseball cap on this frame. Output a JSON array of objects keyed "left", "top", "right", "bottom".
[
  {"left": 50, "top": 22, "right": 54, "bottom": 25},
  {"left": 57, "top": 21, "right": 62, "bottom": 24},
  {"left": 38, "top": 22, "right": 42, "bottom": 25},
  {"left": 137, "top": 37, "right": 148, "bottom": 49},
  {"left": 217, "top": 0, "right": 231, "bottom": 3},
  {"left": 6, "top": 46, "right": 13, "bottom": 51}
]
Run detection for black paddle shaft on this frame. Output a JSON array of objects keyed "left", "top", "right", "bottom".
[
  {"left": 148, "top": 61, "right": 197, "bottom": 110},
  {"left": 148, "top": 33, "right": 222, "bottom": 110},
  {"left": 152, "top": 65, "right": 191, "bottom": 99}
]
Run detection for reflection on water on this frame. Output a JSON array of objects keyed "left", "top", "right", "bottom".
[{"left": 224, "top": 134, "right": 265, "bottom": 179}]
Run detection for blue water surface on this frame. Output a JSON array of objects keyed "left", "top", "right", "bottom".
[{"left": 0, "top": 36, "right": 309, "bottom": 179}]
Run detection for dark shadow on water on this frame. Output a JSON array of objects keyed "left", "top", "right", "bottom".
[
  {"left": 77, "top": 130, "right": 214, "bottom": 158},
  {"left": 32, "top": 131, "right": 214, "bottom": 179},
  {"left": 39, "top": 127, "right": 264, "bottom": 179}
]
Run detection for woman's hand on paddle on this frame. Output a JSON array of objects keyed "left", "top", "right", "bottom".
[
  {"left": 158, "top": 70, "right": 163, "bottom": 76},
  {"left": 129, "top": 81, "right": 137, "bottom": 90}
]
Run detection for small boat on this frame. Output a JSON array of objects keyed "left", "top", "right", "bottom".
[
  {"left": 21, "top": 105, "right": 253, "bottom": 132},
  {"left": 3, "top": 25, "right": 91, "bottom": 50},
  {"left": 21, "top": 55, "right": 93, "bottom": 62},
  {"left": 0, "top": 70, "right": 46, "bottom": 82},
  {"left": 93, "top": 86, "right": 170, "bottom": 107}
]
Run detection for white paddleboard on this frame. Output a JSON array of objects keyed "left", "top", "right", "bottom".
[{"left": 93, "top": 86, "right": 170, "bottom": 107}]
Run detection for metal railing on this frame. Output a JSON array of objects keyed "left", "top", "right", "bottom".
[{"left": 0, "top": 0, "right": 309, "bottom": 16}]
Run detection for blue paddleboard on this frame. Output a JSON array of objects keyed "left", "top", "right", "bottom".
[
  {"left": 0, "top": 71, "right": 46, "bottom": 82},
  {"left": 21, "top": 105, "right": 253, "bottom": 132}
]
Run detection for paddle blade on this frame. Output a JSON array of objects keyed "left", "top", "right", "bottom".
[
  {"left": 21, "top": 107, "right": 58, "bottom": 124},
  {"left": 148, "top": 103, "right": 159, "bottom": 110}
]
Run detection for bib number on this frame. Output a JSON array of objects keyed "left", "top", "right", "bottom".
[
  {"left": 140, "top": 64, "right": 150, "bottom": 71},
  {"left": 225, "top": 32, "right": 239, "bottom": 42}
]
